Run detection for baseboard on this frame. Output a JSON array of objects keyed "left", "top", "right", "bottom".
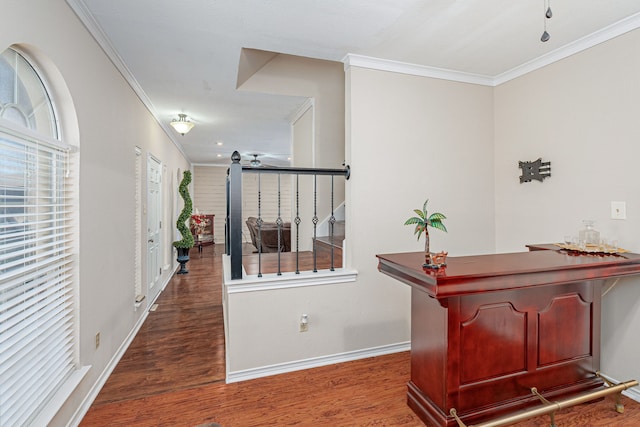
[
  {"left": 67, "top": 270, "right": 175, "bottom": 426},
  {"left": 226, "top": 341, "right": 410, "bottom": 384},
  {"left": 624, "top": 386, "right": 640, "bottom": 403}
]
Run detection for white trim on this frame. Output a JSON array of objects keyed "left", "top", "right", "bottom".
[
  {"left": 591, "top": 373, "right": 640, "bottom": 404},
  {"left": 64, "top": 0, "right": 190, "bottom": 161},
  {"left": 344, "top": 12, "right": 640, "bottom": 88},
  {"left": 191, "top": 163, "right": 230, "bottom": 168},
  {"left": 316, "top": 201, "right": 345, "bottom": 236},
  {"left": 0, "top": 117, "right": 76, "bottom": 152},
  {"left": 624, "top": 387, "right": 640, "bottom": 404},
  {"left": 67, "top": 308, "right": 149, "bottom": 426},
  {"left": 343, "top": 53, "right": 494, "bottom": 86},
  {"left": 226, "top": 342, "right": 410, "bottom": 383},
  {"left": 32, "top": 365, "right": 90, "bottom": 427},
  {"left": 290, "top": 98, "right": 314, "bottom": 124},
  {"left": 495, "top": 12, "right": 640, "bottom": 85},
  {"left": 66, "top": 268, "right": 174, "bottom": 426},
  {"left": 222, "top": 255, "right": 357, "bottom": 293}
]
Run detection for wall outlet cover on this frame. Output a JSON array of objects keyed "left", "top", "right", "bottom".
[{"left": 611, "top": 201, "right": 626, "bottom": 220}]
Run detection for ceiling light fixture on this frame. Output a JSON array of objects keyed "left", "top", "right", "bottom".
[
  {"left": 250, "top": 154, "right": 261, "bottom": 167},
  {"left": 170, "top": 113, "right": 195, "bottom": 135},
  {"left": 541, "top": 0, "right": 552, "bottom": 42}
]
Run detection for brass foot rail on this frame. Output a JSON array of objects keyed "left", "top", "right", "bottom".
[{"left": 450, "top": 375, "right": 638, "bottom": 427}]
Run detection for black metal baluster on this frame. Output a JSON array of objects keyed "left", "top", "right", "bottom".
[
  {"left": 312, "top": 174, "right": 318, "bottom": 273},
  {"left": 330, "top": 175, "right": 336, "bottom": 271},
  {"left": 234, "top": 161, "right": 350, "bottom": 280},
  {"left": 225, "top": 169, "right": 230, "bottom": 255},
  {"left": 295, "top": 174, "right": 300, "bottom": 274},
  {"left": 276, "top": 173, "right": 282, "bottom": 276},
  {"left": 229, "top": 152, "right": 243, "bottom": 279},
  {"left": 257, "top": 173, "right": 263, "bottom": 278}
]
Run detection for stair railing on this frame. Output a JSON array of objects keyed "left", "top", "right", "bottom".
[{"left": 226, "top": 151, "right": 350, "bottom": 280}]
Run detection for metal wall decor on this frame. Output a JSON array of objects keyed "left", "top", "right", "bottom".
[{"left": 519, "top": 158, "right": 551, "bottom": 183}]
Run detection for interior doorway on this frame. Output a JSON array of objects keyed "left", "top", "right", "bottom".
[{"left": 147, "top": 154, "right": 163, "bottom": 303}]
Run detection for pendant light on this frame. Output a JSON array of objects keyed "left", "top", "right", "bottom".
[{"left": 541, "top": 0, "right": 552, "bottom": 42}]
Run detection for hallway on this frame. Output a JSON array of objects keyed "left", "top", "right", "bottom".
[
  {"left": 79, "top": 245, "right": 640, "bottom": 426},
  {"left": 90, "top": 245, "right": 226, "bottom": 406}
]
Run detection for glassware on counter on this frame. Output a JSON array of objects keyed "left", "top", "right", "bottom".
[{"left": 579, "top": 220, "right": 600, "bottom": 248}]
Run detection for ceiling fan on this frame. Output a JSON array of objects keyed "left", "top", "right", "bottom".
[
  {"left": 249, "top": 154, "right": 262, "bottom": 167},
  {"left": 240, "top": 152, "right": 291, "bottom": 167}
]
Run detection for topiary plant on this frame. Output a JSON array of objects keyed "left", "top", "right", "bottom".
[{"left": 173, "top": 170, "right": 195, "bottom": 249}]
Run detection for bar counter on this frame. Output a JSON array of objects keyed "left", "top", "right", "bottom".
[{"left": 377, "top": 248, "right": 640, "bottom": 426}]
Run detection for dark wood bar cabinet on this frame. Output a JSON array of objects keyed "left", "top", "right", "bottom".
[{"left": 377, "top": 248, "right": 640, "bottom": 426}]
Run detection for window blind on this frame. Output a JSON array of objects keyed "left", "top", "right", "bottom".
[{"left": 0, "top": 131, "right": 75, "bottom": 426}]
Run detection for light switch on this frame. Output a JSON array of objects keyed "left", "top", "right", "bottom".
[{"left": 611, "top": 201, "right": 626, "bottom": 220}]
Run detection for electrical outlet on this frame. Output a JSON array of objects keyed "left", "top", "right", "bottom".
[
  {"left": 95, "top": 332, "right": 100, "bottom": 349},
  {"left": 611, "top": 201, "right": 626, "bottom": 220},
  {"left": 299, "top": 314, "right": 309, "bottom": 332}
]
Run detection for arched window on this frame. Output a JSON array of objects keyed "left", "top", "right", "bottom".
[{"left": 0, "top": 47, "right": 76, "bottom": 425}]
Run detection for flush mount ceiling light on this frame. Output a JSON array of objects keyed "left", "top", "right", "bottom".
[{"left": 170, "top": 113, "right": 195, "bottom": 135}]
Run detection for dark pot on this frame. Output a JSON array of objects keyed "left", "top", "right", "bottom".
[{"left": 176, "top": 247, "right": 190, "bottom": 274}]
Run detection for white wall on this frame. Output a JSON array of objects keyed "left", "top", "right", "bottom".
[
  {"left": 1, "top": 1, "right": 190, "bottom": 425},
  {"left": 494, "top": 28, "right": 640, "bottom": 391}
]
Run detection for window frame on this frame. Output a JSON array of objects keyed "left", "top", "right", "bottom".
[{"left": 0, "top": 47, "right": 81, "bottom": 427}]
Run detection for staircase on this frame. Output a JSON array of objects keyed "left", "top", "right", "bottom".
[{"left": 313, "top": 220, "right": 344, "bottom": 268}]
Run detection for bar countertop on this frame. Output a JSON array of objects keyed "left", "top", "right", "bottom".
[{"left": 376, "top": 249, "right": 640, "bottom": 298}]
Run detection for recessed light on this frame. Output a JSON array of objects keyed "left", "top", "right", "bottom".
[
  {"left": 216, "top": 141, "right": 223, "bottom": 146},
  {"left": 217, "top": 154, "right": 222, "bottom": 157}
]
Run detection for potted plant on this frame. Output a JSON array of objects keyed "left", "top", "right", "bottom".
[
  {"left": 173, "top": 170, "right": 194, "bottom": 274},
  {"left": 404, "top": 198, "right": 448, "bottom": 268}
]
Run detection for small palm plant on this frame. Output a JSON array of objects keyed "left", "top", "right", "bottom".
[{"left": 404, "top": 199, "right": 447, "bottom": 264}]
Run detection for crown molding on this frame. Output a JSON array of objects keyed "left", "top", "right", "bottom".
[
  {"left": 344, "top": 12, "right": 640, "bottom": 88},
  {"left": 495, "top": 11, "right": 640, "bottom": 85},
  {"left": 289, "top": 97, "right": 315, "bottom": 124},
  {"left": 343, "top": 53, "right": 495, "bottom": 86},
  {"left": 65, "top": 0, "right": 190, "bottom": 161}
]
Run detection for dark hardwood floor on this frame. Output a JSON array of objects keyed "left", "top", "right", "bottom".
[{"left": 80, "top": 244, "right": 640, "bottom": 426}]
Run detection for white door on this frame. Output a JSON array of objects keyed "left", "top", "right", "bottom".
[{"left": 147, "top": 155, "right": 163, "bottom": 302}]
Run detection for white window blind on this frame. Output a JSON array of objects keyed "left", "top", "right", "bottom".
[{"left": 0, "top": 131, "right": 75, "bottom": 425}]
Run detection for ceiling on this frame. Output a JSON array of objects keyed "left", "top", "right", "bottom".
[{"left": 68, "top": 0, "right": 640, "bottom": 167}]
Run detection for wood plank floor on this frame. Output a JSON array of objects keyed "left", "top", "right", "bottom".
[{"left": 81, "top": 244, "right": 640, "bottom": 426}]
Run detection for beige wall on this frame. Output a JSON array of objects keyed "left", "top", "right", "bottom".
[
  {"left": 238, "top": 51, "right": 345, "bottom": 232},
  {"left": 7, "top": 1, "right": 640, "bottom": 421},
  {"left": 494, "top": 28, "right": 640, "bottom": 391},
  {"left": 1, "top": 1, "right": 190, "bottom": 425},
  {"left": 291, "top": 104, "right": 315, "bottom": 250},
  {"left": 347, "top": 68, "right": 496, "bottom": 261},
  {"left": 225, "top": 65, "right": 496, "bottom": 373}
]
